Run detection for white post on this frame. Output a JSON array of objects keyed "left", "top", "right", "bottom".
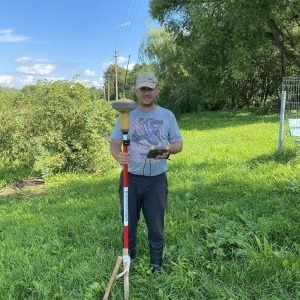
[{"left": 278, "top": 90, "right": 287, "bottom": 150}]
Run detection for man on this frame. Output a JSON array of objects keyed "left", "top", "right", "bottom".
[{"left": 110, "top": 72, "right": 183, "bottom": 273}]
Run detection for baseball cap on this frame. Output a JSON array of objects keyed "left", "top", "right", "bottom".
[{"left": 136, "top": 72, "right": 158, "bottom": 90}]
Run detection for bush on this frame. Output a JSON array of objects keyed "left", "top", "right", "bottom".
[{"left": 0, "top": 81, "right": 118, "bottom": 177}]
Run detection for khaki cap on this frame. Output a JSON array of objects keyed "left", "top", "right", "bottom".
[{"left": 136, "top": 72, "right": 158, "bottom": 90}]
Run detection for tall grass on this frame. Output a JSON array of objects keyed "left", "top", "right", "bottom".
[{"left": 0, "top": 109, "right": 299, "bottom": 299}]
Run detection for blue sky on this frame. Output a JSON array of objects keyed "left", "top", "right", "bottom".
[{"left": 0, "top": 0, "right": 155, "bottom": 89}]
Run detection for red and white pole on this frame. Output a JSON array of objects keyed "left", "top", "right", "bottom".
[
  {"left": 112, "top": 98, "right": 137, "bottom": 300},
  {"left": 122, "top": 132, "right": 130, "bottom": 300}
]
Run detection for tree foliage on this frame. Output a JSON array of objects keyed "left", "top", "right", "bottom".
[
  {"left": 103, "top": 64, "right": 127, "bottom": 100},
  {"left": 145, "top": 0, "right": 300, "bottom": 113}
]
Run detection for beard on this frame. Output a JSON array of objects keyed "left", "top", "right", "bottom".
[{"left": 140, "top": 98, "right": 155, "bottom": 107}]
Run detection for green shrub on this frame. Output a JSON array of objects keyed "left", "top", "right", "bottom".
[{"left": 0, "top": 81, "right": 118, "bottom": 177}]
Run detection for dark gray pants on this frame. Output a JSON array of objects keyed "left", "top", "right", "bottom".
[{"left": 119, "top": 172, "right": 168, "bottom": 249}]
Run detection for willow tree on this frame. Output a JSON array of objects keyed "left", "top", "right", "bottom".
[{"left": 139, "top": 26, "right": 200, "bottom": 114}]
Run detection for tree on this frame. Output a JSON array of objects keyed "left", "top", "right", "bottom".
[
  {"left": 140, "top": 26, "right": 199, "bottom": 114},
  {"left": 147, "top": 0, "right": 300, "bottom": 111},
  {"left": 103, "top": 64, "right": 127, "bottom": 100},
  {"left": 88, "top": 86, "right": 104, "bottom": 101}
]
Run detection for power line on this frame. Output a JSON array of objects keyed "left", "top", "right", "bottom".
[
  {"left": 119, "top": 0, "right": 142, "bottom": 53},
  {"left": 114, "top": 0, "right": 131, "bottom": 51},
  {"left": 124, "top": 55, "right": 131, "bottom": 97},
  {"left": 105, "top": 0, "right": 142, "bottom": 96},
  {"left": 114, "top": 0, "right": 142, "bottom": 54}
]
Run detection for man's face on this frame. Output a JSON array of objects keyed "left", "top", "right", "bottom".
[{"left": 135, "top": 86, "right": 159, "bottom": 107}]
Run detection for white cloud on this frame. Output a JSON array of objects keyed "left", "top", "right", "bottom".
[
  {"left": 102, "top": 55, "right": 129, "bottom": 67},
  {"left": 16, "top": 56, "right": 50, "bottom": 63},
  {"left": 117, "top": 56, "right": 128, "bottom": 64},
  {"left": 16, "top": 56, "right": 32, "bottom": 63},
  {"left": 91, "top": 77, "right": 104, "bottom": 88},
  {"left": 91, "top": 80, "right": 101, "bottom": 87},
  {"left": 19, "top": 75, "right": 68, "bottom": 87},
  {"left": 83, "top": 69, "right": 97, "bottom": 76},
  {"left": 17, "top": 64, "right": 56, "bottom": 75},
  {"left": 0, "top": 29, "right": 30, "bottom": 43},
  {"left": 73, "top": 77, "right": 104, "bottom": 89},
  {"left": 102, "top": 61, "right": 113, "bottom": 69},
  {"left": 102, "top": 57, "right": 135, "bottom": 70},
  {"left": 127, "top": 62, "right": 136, "bottom": 71},
  {"left": 121, "top": 22, "right": 131, "bottom": 27},
  {"left": 21, "top": 75, "right": 35, "bottom": 85},
  {"left": 0, "top": 75, "right": 13, "bottom": 84},
  {"left": 80, "top": 80, "right": 91, "bottom": 87}
]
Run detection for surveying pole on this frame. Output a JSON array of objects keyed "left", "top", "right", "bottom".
[{"left": 112, "top": 98, "right": 137, "bottom": 300}]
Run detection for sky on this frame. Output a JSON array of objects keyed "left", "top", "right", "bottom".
[{"left": 0, "top": 0, "right": 156, "bottom": 89}]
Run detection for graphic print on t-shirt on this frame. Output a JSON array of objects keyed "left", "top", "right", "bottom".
[{"left": 130, "top": 118, "right": 163, "bottom": 161}]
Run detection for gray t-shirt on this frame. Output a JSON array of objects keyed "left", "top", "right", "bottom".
[{"left": 110, "top": 105, "right": 183, "bottom": 176}]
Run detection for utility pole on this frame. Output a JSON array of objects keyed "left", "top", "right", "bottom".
[
  {"left": 114, "top": 50, "right": 118, "bottom": 101},
  {"left": 108, "top": 79, "right": 110, "bottom": 101},
  {"left": 124, "top": 55, "right": 131, "bottom": 98},
  {"left": 103, "top": 83, "right": 106, "bottom": 101}
]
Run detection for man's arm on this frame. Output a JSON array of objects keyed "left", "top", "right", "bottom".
[{"left": 168, "top": 141, "right": 183, "bottom": 155}]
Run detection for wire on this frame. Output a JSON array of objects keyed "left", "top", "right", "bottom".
[
  {"left": 114, "top": 0, "right": 131, "bottom": 51},
  {"left": 124, "top": 55, "right": 131, "bottom": 96},
  {"left": 114, "top": 0, "right": 142, "bottom": 54}
]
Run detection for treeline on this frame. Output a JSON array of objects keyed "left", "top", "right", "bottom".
[
  {"left": 0, "top": 81, "right": 118, "bottom": 177},
  {"left": 105, "top": 0, "right": 300, "bottom": 115},
  {"left": 146, "top": 0, "right": 300, "bottom": 114}
]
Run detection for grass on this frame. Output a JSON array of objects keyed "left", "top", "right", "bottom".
[{"left": 0, "top": 109, "right": 299, "bottom": 299}]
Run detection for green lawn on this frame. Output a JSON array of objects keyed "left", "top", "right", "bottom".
[{"left": 0, "top": 109, "right": 299, "bottom": 299}]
